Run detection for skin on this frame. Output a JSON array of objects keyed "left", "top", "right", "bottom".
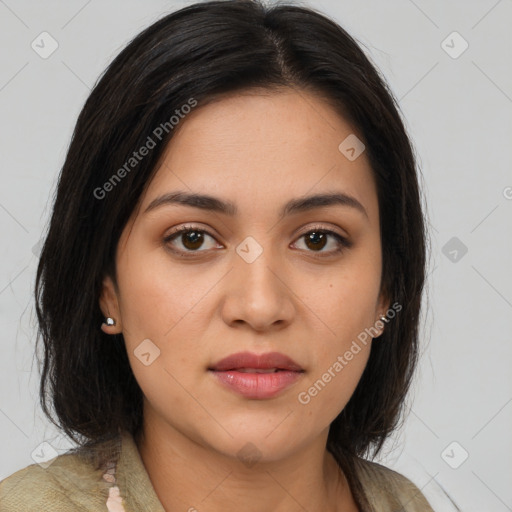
[{"left": 100, "top": 88, "right": 389, "bottom": 512}]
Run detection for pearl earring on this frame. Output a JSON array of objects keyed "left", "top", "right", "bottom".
[{"left": 105, "top": 317, "right": 116, "bottom": 326}]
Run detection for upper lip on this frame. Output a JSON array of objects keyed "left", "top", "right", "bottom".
[{"left": 209, "top": 351, "right": 304, "bottom": 372}]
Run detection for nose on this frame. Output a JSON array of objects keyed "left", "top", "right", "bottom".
[{"left": 220, "top": 245, "right": 295, "bottom": 332}]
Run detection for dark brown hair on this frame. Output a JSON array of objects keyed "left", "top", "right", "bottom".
[{"left": 35, "top": 0, "right": 427, "bottom": 500}]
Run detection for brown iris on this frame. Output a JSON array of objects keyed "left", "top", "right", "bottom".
[
  {"left": 304, "top": 231, "right": 327, "bottom": 251},
  {"left": 181, "top": 230, "right": 204, "bottom": 250}
]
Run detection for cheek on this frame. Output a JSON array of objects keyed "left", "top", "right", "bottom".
[
  {"left": 115, "top": 247, "right": 209, "bottom": 341},
  {"left": 299, "top": 257, "right": 382, "bottom": 342},
  {"left": 296, "top": 337, "right": 371, "bottom": 427},
  {"left": 114, "top": 250, "right": 214, "bottom": 393},
  {"left": 293, "top": 254, "right": 379, "bottom": 412}
]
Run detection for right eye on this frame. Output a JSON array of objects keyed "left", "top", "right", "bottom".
[{"left": 163, "top": 225, "right": 222, "bottom": 256}]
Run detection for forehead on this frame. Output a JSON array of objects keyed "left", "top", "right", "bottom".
[{"left": 138, "top": 89, "right": 378, "bottom": 222}]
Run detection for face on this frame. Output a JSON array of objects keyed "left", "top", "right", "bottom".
[{"left": 100, "top": 88, "right": 389, "bottom": 461}]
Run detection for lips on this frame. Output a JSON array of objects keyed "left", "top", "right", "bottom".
[
  {"left": 208, "top": 351, "right": 304, "bottom": 399},
  {"left": 208, "top": 351, "right": 303, "bottom": 372}
]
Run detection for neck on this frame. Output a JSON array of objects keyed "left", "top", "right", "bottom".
[{"left": 135, "top": 408, "right": 358, "bottom": 512}]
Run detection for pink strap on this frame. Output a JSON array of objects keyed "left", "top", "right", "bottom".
[{"left": 102, "top": 460, "right": 127, "bottom": 511}]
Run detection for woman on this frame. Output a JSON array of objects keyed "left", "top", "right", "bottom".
[{"left": 0, "top": 1, "right": 434, "bottom": 510}]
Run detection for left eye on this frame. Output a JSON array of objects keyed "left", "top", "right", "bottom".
[
  {"left": 293, "top": 228, "right": 350, "bottom": 254},
  {"left": 164, "top": 225, "right": 350, "bottom": 256}
]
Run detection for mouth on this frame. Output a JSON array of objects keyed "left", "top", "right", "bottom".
[
  {"left": 229, "top": 368, "right": 285, "bottom": 373},
  {"left": 208, "top": 352, "right": 304, "bottom": 399},
  {"left": 208, "top": 351, "right": 304, "bottom": 373}
]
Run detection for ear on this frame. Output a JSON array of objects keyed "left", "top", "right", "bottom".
[
  {"left": 376, "top": 291, "right": 390, "bottom": 319},
  {"left": 99, "top": 274, "right": 122, "bottom": 334},
  {"left": 374, "top": 289, "right": 391, "bottom": 337}
]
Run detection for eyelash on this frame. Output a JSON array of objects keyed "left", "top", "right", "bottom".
[{"left": 163, "top": 224, "right": 352, "bottom": 258}]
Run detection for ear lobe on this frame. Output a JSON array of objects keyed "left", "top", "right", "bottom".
[{"left": 99, "top": 275, "right": 122, "bottom": 333}]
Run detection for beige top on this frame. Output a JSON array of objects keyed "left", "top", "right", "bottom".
[{"left": 0, "top": 430, "right": 434, "bottom": 511}]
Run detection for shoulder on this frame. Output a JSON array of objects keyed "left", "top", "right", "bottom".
[
  {"left": 353, "top": 457, "right": 434, "bottom": 512},
  {"left": 0, "top": 435, "right": 122, "bottom": 511}
]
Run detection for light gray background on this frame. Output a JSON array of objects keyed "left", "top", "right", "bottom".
[{"left": 1, "top": 1, "right": 511, "bottom": 510}]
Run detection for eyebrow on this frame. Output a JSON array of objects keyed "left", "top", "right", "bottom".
[{"left": 144, "top": 190, "right": 368, "bottom": 219}]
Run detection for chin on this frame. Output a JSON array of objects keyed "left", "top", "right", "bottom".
[{"left": 198, "top": 424, "right": 306, "bottom": 465}]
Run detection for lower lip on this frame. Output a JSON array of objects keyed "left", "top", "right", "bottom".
[{"left": 210, "top": 370, "right": 303, "bottom": 399}]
